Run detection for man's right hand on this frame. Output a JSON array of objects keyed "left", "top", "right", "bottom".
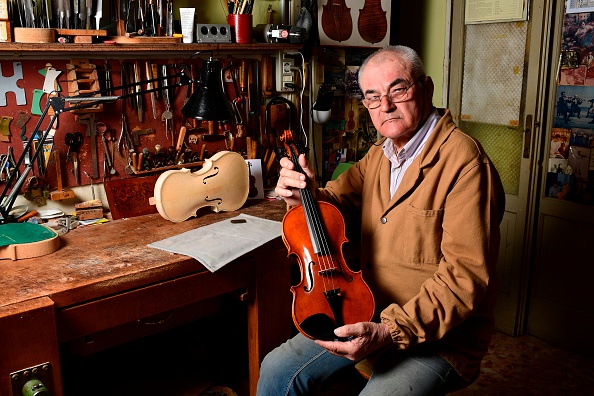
[{"left": 275, "top": 153, "right": 317, "bottom": 207}]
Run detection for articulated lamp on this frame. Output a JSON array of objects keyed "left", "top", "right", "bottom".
[
  {"left": 182, "top": 56, "right": 235, "bottom": 122},
  {"left": 1, "top": 53, "right": 237, "bottom": 223}
]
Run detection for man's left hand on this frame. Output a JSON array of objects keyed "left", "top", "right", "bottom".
[{"left": 315, "top": 322, "right": 393, "bottom": 361}]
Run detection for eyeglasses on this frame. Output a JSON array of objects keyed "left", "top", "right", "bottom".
[{"left": 362, "top": 77, "right": 424, "bottom": 109}]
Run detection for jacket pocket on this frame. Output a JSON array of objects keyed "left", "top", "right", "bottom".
[{"left": 399, "top": 205, "right": 444, "bottom": 265}]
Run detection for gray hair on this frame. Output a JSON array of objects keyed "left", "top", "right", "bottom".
[{"left": 358, "top": 45, "right": 426, "bottom": 83}]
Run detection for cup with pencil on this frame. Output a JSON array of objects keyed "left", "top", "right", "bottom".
[{"left": 228, "top": 0, "right": 254, "bottom": 43}]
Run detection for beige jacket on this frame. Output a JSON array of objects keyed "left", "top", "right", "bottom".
[{"left": 318, "top": 109, "right": 505, "bottom": 382}]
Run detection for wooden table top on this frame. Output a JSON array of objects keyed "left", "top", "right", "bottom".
[{"left": 0, "top": 199, "right": 287, "bottom": 311}]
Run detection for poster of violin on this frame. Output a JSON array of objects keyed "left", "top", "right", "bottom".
[{"left": 317, "top": 0, "right": 391, "bottom": 47}]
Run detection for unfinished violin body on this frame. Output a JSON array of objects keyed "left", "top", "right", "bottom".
[{"left": 151, "top": 151, "right": 249, "bottom": 223}]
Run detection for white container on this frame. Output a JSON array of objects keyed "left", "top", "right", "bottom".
[{"left": 179, "top": 8, "right": 195, "bottom": 44}]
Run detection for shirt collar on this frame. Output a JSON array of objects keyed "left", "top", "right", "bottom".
[{"left": 383, "top": 109, "right": 440, "bottom": 167}]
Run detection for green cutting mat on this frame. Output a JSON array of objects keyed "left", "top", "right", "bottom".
[{"left": 0, "top": 223, "right": 57, "bottom": 247}]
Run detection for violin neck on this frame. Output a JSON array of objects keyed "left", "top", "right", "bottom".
[
  {"left": 296, "top": 172, "right": 330, "bottom": 256},
  {"left": 286, "top": 143, "right": 330, "bottom": 256}
]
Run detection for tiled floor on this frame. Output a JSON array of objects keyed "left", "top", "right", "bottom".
[
  {"left": 321, "top": 330, "right": 594, "bottom": 396},
  {"left": 452, "top": 331, "right": 594, "bottom": 395}
]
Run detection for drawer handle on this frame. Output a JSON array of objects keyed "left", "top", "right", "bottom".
[{"left": 137, "top": 310, "right": 174, "bottom": 325}]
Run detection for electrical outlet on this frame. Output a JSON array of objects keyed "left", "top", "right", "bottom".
[{"left": 276, "top": 50, "right": 295, "bottom": 92}]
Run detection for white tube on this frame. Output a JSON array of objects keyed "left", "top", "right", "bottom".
[{"left": 179, "top": 8, "right": 195, "bottom": 44}]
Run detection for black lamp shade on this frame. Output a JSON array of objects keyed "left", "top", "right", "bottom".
[{"left": 182, "top": 58, "right": 235, "bottom": 122}]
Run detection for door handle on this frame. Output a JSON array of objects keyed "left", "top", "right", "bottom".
[{"left": 523, "top": 114, "right": 532, "bottom": 159}]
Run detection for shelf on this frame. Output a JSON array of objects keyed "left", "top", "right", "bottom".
[{"left": 0, "top": 42, "right": 301, "bottom": 59}]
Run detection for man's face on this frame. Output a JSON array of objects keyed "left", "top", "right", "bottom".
[{"left": 359, "top": 53, "right": 433, "bottom": 148}]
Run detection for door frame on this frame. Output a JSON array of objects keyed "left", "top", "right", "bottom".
[{"left": 447, "top": 0, "right": 558, "bottom": 335}]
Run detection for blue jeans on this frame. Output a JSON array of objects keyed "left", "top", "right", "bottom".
[{"left": 257, "top": 333, "right": 463, "bottom": 396}]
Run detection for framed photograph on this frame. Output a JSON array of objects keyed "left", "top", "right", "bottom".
[{"left": 245, "top": 159, "right": 265, "bottom": 200}]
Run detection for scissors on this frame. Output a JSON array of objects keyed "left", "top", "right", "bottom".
[{"left": 65, "top": 132, "right": 83, "bottom": 185}]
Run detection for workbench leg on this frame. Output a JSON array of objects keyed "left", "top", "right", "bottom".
[
  {"left": 247, "top": 248, "right": 292, "bottom": 396},
  {"left": 0, "top": 297, "right": 63, "bottom": 396}
]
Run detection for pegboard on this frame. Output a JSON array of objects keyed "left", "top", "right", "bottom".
[{"left": 0, "top": 56, "right": 287, "bottom": 197}]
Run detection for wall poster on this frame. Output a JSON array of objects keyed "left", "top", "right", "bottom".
[{"left": 549, "top": 7, "right": 594, "bottom": 205}]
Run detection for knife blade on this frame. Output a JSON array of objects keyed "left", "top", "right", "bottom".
[
  {"left": 85, "top": 0, "right": 92, "bottom": 29},
  {"left": 95, "top": 0, "right": 103, "bottom": 29},
  {"left": 73, "top": 0, "right": 79, "bottom": 28},
  {"left": 78, "top": 0, "right": 86, "bottom": 29}
]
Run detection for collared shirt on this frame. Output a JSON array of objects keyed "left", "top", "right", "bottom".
[{"left": 383, "top": 109, "right": 441, "bottom": 198}]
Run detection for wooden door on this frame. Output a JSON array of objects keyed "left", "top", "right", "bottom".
[
  {"left": 448, "top": 0, "right": 555, "bottom": 335},
  {"left": 526, "top": 2, "right": 594, "bottom": 354}
]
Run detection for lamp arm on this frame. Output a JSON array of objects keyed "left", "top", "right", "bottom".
[
  {"left": 0, "top": 99, "right": 58, "bottom": 222},
  {"left": 0, "top": 69, "right": 193, "bottom": 223}
]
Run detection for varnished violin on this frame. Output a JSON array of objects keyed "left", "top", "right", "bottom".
[
  {"left": 321, "top": 0, "right": 353, "bottom": 42},
  {"left": 278, "top": 130, "right": 374, "bottom": 341},
  {"left": 358, "top": 0, "right": 388, "bottom": 44}
]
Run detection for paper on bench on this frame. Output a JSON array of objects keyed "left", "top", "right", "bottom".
[{"left": 148, "top": 213, "right": 282, "bottom": 272}]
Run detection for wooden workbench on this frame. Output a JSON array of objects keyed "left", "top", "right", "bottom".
[{"left": 0, "top": 199, "right": 292, "bottom": 396}]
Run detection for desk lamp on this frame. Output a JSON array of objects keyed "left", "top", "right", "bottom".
[
  {"left": 0, "top": 69, "right": 193, "bottom": 224},
  {"left": 182, "top": 56, "right": 235, "bottom": 122},
  {"left": 1, "top": 54, "right": 236, "bottom": 224}
]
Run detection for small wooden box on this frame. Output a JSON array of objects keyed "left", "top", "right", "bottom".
[
  {"left": 76, "top": 208, "right": 104, "bottom": 221},
  {"left": 13, "top": 27, "right": 55, "bottom": 43}
]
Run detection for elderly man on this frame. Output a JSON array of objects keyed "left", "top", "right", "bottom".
[{"left": 258, "top": 45, "right": 505, "bottom": 395}]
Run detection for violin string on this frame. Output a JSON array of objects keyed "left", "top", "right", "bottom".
[
  {"left": 297, "top": 168, "right": 338, "bottom": 293},
  {"left": 293, "top": 153, "right": 335, "bottom": 293},
  {"left": 300, "top": 187, "right": 334, "bottom": 293}
]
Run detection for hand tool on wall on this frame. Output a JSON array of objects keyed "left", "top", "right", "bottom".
[
  {"left": 49, "top": 150, "right": 75, "bottom": 200},
  {"left": 58, "top": 0, "right": 66, "bottom": 28},
  {"left": 133, "top": 61, "right": 144, "bottom": 122},
  {"left": 64, "top": 0, "right": 72, "bottom": 28},
  {"left": 165, "top": 0, "right": 173, "bottom": 36},
  {"left": 77, "top": 113, "right": 99, "bottom": 179},
  {"left": 83, "top": 171, "right": 96, "bottom": 200},
  {"left": 137, "top": 1, "right": 146, "bottom": 35},
  {"left": 151, "top": 62, "right": 160, "bottom": 98},
  {"left": 161, "top": 64, "right": 173, "bottom": 140},
  {"left": 73, "top": 0, "right": 80, "bottom": 28},
  {"left": 104, "top": 59, "right": 112, "bottom": 91},
  {"left": 99, "top": 122, "right": 116, "bottom": 175},
  {"left": 145, "top": 61, "right": 157, "bottom": 119},
  {"left": 261, "top": 54, "right": 273, "bottom": 98},
  {"left": 78, "top": 0, "right": 86, "bottom": 28},
  {"left": 116, "top": 112, "right": 132, "bottom": 157},
  {"left": 175, "top": 126, "right": 186, "bottom": 163},
  {"left": 85, "top": 0, "right": 92, "bottom": 29},
  {"left": 147, "top": 0, "right": 158, "bottom": 36},
  {"left": 125, "top": 0, "right": 137, "bottom": 34},
  {"left": 95, "top": 0, "right": 102, "bottom": 29},
  {"left": 131, "top": 127, "right": 155, "bottom": 146},
  {"left": 65, "top": 131, "right": 83, "bottom": 185},
  {"left": 0, "top": 116, "right": 12, "bottom": 142},
  {"left": 0, "top": 147, "right": 18, "bottom": 184}
]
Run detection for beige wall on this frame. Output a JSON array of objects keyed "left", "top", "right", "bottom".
[
  {"left": 396, "top": 0, "right": 448, "bottom": 108},
  {"left": 175, "top": 0, "right": 284, "bottom": 25},
  {"left": 190, "top": 0, "right": 450, "bottom": 106}
]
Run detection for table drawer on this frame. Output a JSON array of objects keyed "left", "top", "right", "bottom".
[{"left": 56, "top": 258, "right": 255, "bottom": 342}]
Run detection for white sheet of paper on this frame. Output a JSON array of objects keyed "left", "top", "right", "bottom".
[{"left": 148, "top": 213, "right": 282, "bottom": 272}]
